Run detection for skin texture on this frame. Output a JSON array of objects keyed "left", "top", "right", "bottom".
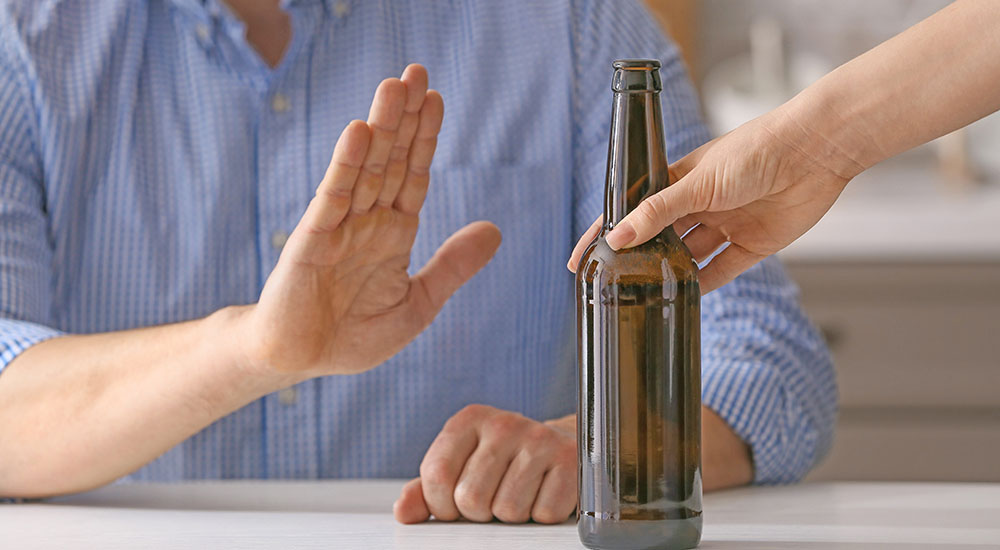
[{"left": 568, "top": 0, "right": 1000, "bottom": 293}]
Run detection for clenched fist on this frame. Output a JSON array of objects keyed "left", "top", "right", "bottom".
[{"left": 394, "top": 405, "right": 577, "bottom": 524}]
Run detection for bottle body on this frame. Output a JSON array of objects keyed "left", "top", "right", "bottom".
[
  {"left": 576, "top": 231, "right": 702, "bottom": 550},
  {"left": 576, "top": 59, "right": 702, "bottom": 550}
]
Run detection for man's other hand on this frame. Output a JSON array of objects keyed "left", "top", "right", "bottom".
[{"left": 394, "top": 405, "right": 576, "bottom": 525}]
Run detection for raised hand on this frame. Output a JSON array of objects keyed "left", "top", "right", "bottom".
[
  {"left": 393, "top": 405, "right": 577, "bottom": 525},
  {"left": 242, "top": 64, "right": 502, "bottom": 377},
  {"left": 567, "top": 110, "right": 855, "bottom": 294}
]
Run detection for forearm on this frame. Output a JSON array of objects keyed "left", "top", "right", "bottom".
[
  {"left": 546, "top": 405, "right": 752, "bottom": 492},
  {"left": 0, "top": 306, "right": 298, "bottom": 497},
  {"left": 780, "top": 0, "right": 1000, "bottom": 176}
]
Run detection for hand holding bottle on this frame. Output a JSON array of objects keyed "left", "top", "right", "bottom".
[
  {"left": 569, "top": 0, "right": 1000, "bottom": 293},
  {"left": 569, "top": 108, "right": 853, "bottom": 294}
]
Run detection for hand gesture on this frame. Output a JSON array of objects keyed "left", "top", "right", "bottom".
[
  {"left": 394, "top": 405, "right": 577, "bottom": 524},
  {"left": 243, "top": 65, "right": 501, "bottom": 377}
]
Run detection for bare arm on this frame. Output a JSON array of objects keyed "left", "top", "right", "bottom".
[
  {"left": 0, "top": 308, "right": 291, "bottom": 496},
  {"left": 569, "top": 0, "right": 1000, "bottom": 292},
  {"left": 0, "top": 65, "right": 501, "bottom": 498}
]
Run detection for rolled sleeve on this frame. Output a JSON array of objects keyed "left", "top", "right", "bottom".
[
  {"left": 0, "top": 17, "right": 62, "bottom": 374},
  {"left": 701, "top": 257, "right": 838, "bottom": 483},
  {"left": 0, "top": 319, "right": 63, "bottom": 373}
]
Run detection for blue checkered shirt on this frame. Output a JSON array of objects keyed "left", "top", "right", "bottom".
[{"left": 0, "top": 0, "right": 835, "bottom": 484}]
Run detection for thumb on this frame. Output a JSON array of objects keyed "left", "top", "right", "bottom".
[
  {"left": 411, "top": 221, "right": 502, "bottom": 314},
  {"left": 606, "top": 141, "right": 715, "bottom": 250},
  {"left": 394, "top": 478, "right": 431, "bottom": 524},
  {"left": 605, "top": 170, "right": 710, "bottom": 250}
]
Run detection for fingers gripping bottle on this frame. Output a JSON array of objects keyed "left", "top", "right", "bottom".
[{"left": 576, "top": 60, "right": 702, "bottom": 550}]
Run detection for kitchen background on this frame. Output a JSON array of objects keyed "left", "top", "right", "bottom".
[{"left": 644, "top": 0, "right": 1000, "bottom": 482}]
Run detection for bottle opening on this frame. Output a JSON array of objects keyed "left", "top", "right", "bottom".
[
  {"left": 612, "top": 59, "right": 661, "bottom": 71},
  {"left": 611, "top": 59, "right": 662, "bottom": 92}
]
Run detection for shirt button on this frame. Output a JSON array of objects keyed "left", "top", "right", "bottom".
[
  {"left": 278, "top": 387, "right": 298, "bottom": 406},
  {"left": 195, "top": 24, "right": 211, "bottom": 42},
  {"left": 270, "top": 92, "right": 291, "bottom": 113},
  {"left": 270, "top": 230, "right": 289, "bottom": 251},
  {"left": 334, "top": 1, "right": 350, "bottom": 18}
]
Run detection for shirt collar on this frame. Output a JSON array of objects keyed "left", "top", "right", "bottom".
[{"left": 167, "top": 0, "right": 339, "bottom": 20}]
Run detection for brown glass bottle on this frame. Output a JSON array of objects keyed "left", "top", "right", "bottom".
[{"left": 576, "top": 60, "right": 702, "bottom": 550}]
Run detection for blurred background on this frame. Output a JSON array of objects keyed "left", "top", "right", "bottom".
[{"left": 644, "top": 0, "right": 1000, "bottom": 482}]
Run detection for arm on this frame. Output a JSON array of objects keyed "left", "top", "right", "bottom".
[
  {"left": 0, "top": 64, "right": 501, "bottom": 497},
  {"left": 570, "top": 0, "right": 1000, "bottom": 292}
]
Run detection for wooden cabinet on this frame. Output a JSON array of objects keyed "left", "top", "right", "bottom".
[{"left": 786, "top": 262, "right": 1000, "bottom": 481}]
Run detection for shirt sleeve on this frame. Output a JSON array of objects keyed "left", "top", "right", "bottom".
[
  {"left": 0, "top": 18, "right": 64, "bottom": 375},
  {"left": 570, "top": 0, "right": 837, "bottom": 483}
]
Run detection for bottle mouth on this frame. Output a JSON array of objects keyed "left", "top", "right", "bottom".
[
  {"left": 612, "top": 59, "right": 662, "bottom": 92},
  {"left": 612, "top": 59, "right": 661, "bottom": 70}
]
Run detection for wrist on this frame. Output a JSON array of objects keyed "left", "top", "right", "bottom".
[
  {"left": 769, "top": 82, "right": 874, "bottom": 181},
  {"left": 205, "top": 305, "right": 308, "bottom": 394}
]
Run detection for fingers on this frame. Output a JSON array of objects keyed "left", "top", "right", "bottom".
[
  {"left": 452, "top": 417, "right": 525, "bottom": 522},
  {"left": 673, "top": 214, "right": 699, "bottom": 238},
  {"left": 605, "top": 174, "right": 710, "bottom": 250},
  {"left": 351, "top": 77, "right": 408, "bottom": 214},
  {"left": 567, "top": 216, "right": 603, "bottom": 273},
  {"left": 416, "top": 406, "right": 576, "bottom": 525},
  {"left": 530, "top": 464, "right": 577, "bottom": 524},
  {"left": 681, "top": 223, "right": 728, "bottom": 263},
  {"left": 410, "top": 221, "right": 501, "bottom": 319},
  {"left": 697, "top": 242, "right": 767, "bottom": 294},
  {"left": 300, "top": 120, "right": 371, "bottom": 234},
  {"left": 394, "top": 478, "right": 431, "bottom": 524},
  {"left": 419, "top": 406, "right": 483, "bottom": 522},
  {"left": 490, "top": 450, "right": 548, "bottom": 523},
  {"left": 394, "top": 90, "right": 444, "bottom": 214},
  {"left": 378, "top": 64, "right": 429, "bottom": 207}
]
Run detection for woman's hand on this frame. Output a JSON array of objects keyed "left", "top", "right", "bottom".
[{"left": 568, "top": 108, "right": 857, "bottom": 293}]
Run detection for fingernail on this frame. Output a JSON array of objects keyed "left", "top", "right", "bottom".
[
  {"left": 606, "top": 223, "right": 635, "bottom": 250},
  {"left": 566, "top": 258, "right": 575, "bottom": 272}
]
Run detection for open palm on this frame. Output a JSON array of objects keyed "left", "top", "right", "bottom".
[{"left": 246, "top": 65, "right": 501, "bottom": 376}]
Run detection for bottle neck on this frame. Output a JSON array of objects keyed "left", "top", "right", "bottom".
[{"left": 602, "top": 88, "right": 670, "bottom": 230}]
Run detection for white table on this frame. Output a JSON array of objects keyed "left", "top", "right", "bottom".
[{"left": 3, "top": 481, "right": 999, "bottom": 549}]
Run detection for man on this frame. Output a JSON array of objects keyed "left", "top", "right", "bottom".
[{"left": 0, "top": 0, "right": 836, "bottom": 524}]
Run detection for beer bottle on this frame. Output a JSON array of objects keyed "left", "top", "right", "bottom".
[{"left": 576, "top": 59, "right": 702, "bottom": 550}]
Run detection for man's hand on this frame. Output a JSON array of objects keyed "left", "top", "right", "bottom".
[
  {"left": 242, "top": 64, "right": 502, "bottom": 377},
  {"left": 392, "top": 405, "right": 753, "bottom": 525},
  {"left": 394, "top": 405, "right": 577, "bottom": 525}
]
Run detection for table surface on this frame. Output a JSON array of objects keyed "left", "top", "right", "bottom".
[{"left": 3, "top": 481, "right": 999, "bottom": 549}]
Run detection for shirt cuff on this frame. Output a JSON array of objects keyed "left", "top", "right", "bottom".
[
  {"left": 0, "top": 318, "right": 65, "bottom": 374},
  {"left": 703, "top": 361, "right": 823, "bottom": 485}
]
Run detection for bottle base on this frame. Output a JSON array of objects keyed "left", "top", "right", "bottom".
[{"left": 578, "top": 515, "right": 702, "bottom": 550}]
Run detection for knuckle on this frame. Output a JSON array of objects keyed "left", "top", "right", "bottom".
[
  {"left": 485, "top": 412, "right": 526, "bottom": 439},
  {"left": 454, "top": 403, "right": 492, "bottom": 424},
  {"left": 523, "top": 424, "right": 555, "bottom": 448},
  {"left": 453, "top": 484, "right": 491, "bottom": 520},
  {"left": 419, "top": 458, "right": 456, "bottom": 485},
  {"left": 531, "top": 505, "right": 564, "bottom": 524},
  {"left": 492, "top": 499, "right": 529, "bottom": 524}
]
